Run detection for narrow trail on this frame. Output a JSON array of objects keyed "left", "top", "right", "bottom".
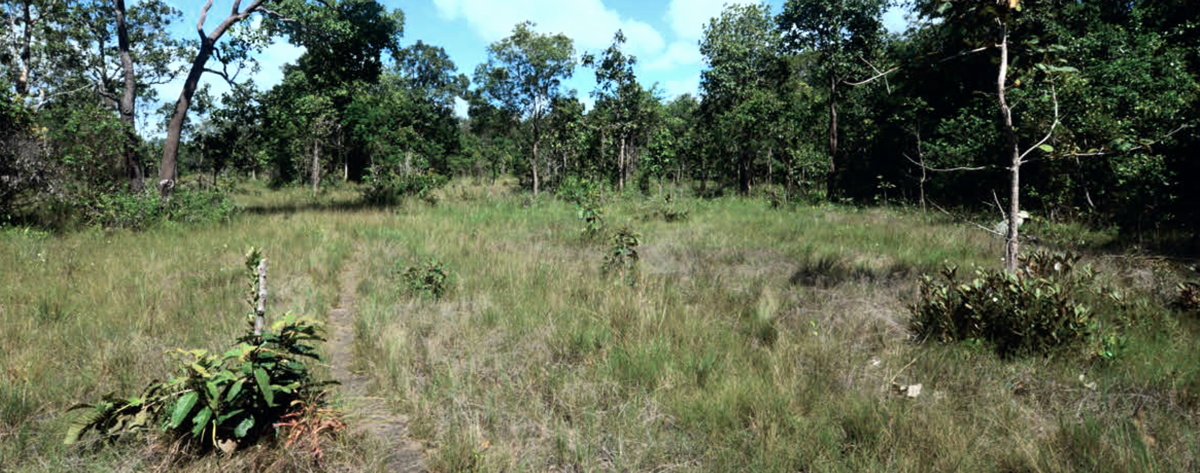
[{"left": 327, "top": 244, "right": 425, "bottom": 472}]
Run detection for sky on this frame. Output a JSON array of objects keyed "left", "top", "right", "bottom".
[{"left": 154, "top": 0, "right": 908, "bottom": 118}]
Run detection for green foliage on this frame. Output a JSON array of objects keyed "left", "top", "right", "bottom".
[
  {"left": 81, "top": 187, "right": 237, "bottom": 230},
  {"left": 909, "top": 251, "right": 1107, "bottom": 358},
  {"left": 399, "top": 257, "right": 453, "bottom": 299},
  {"left": 641, "top": 193, "right": 690, "bottom": 222},
  {"left": 556, "top": 175, "right": 605, "bottom": 205},
  {"left": 602, "top": 226, "right": 641, "bottom": 285},
  {"left": 472, "top": 21, "right": 576, "bottom": 194},
  {"left": 65, "top": 249, "right": 332, "bottom": 452},
  {"left": 559, "top": 176, "right": 607, "bottom": 238},
  {"left": 362, "top": 170, "right": 448, "bottom": 205}
]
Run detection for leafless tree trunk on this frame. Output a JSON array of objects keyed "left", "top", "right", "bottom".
[
  {"left": 311, "top": 137, "right": 321, "bottom": 194},
  {"left": 9, "top": 0, "right": 34, "bottom": 96},
  {"left": 618, "top": 137, "right": 627, "bottom": 190},
  {"left": 997, "top": 25, "right": 1022, "bottom": 272},
  {"left": 159, "top": 0, "right": 266, "bottom": 197},
  {"left": 827, "top": 76, "right": 839, "bottom": 197}
]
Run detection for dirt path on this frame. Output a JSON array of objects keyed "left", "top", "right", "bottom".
[{"left": 327, "top": 245, "right": 425, "bottom": 472}]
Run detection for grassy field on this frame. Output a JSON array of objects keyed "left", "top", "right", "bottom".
[{"left": 1, "top": 179, "right": 1197, "bottom": 472}]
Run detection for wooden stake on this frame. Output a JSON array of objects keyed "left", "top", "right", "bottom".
[{"left": 254, "top": 258, "right": 267, "bottom": 337}]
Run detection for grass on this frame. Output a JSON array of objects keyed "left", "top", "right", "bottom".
[{"left": 1, "top": 179, "right": 1197, "bottom": 471}]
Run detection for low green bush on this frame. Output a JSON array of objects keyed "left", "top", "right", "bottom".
[
  {"left": 361, "top": 169, "right": 448, "bottom": 205},
  {"left": 82, "top": 187, "right": 237, "bottom": 230},
  {"left": 65, "top": 249, "right": 334, "bottom": 453},
  {"left": 399, "top": 257, "right": 453, "bottom": 299},
  {"left": 602, "top": 226, "right": 641, "bottom": 286},
  {"left": 908, "top": 251, "right": 1106, "bottom": 358},
  {"left": 641, "top": 194, "right": 690, "bottom": 222}
]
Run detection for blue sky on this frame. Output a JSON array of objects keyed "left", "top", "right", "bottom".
[{"left": 155, "top": 0, "right": 907, "bottom": 117}]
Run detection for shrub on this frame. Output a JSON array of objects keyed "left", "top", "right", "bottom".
[
  {"left": 81, "top": 187, "right": 237, "bottom": 230},
  {"left": 399, "top": 258, "right": 453, "bottom": 299},
  {"left": 559, "top": 176, "right": 607, "bottom": 239},
  {"left": 65, "top": 249, "right": 336, "bottom": 454},
  {"left": 361, "top": 168, "right": 447, "bottom": 205},
  {"left": 555, "top": 175, "right": 604, "bottom": 205},
  {"left": 908, "top": 251, "right": 1102, "bottom": 358},
  {"left": 602, "top": 226, "right": 641, "bottom": 286},
  {"left": 642, "top": 193, "right": 689, "bottom": 222}
]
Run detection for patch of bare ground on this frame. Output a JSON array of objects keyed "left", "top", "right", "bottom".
[{"left": 327, "top": 245, "right": 426, "bottom": 472}]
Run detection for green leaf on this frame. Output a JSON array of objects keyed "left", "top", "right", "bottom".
[
  {"left": 234, "top": 417, "right": 255, "bottom": 438},
  {"left": 191, "top": 407, "right": 213, "bottom": 437},
  {"left": 1038, "top": 144, "right": 1054, "bottom": 153},
  {"left": 217, "top": 409, "right": 245, "bottom": 424},
  {"left": 169, "top": 391, "right": 199, "bottom": 429},
  {"left": 205, "top": 381, "right": 220, "bottom": 403},
  {"left": 226, "top": 378, "right": 245, "bottom": 402},
  {"left": 254, "top": 368, "right": 275, "bottom": 407}
]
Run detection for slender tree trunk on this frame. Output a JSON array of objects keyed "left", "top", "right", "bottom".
[
  {"left": 311, "top": 138, "right": 321, "bottom": 194},
  {"left": 159, "top": 0, "right": 266, "bottom": 197},
  {"left": 12, "top": 1, "right": 32, "bottom": 96},
  {"left": 113, "top": 0, "right": 144, "bottom": 192},
  {"left": 531, "top": 118, "right": 541, "bottom": 196},
  {"left": 827, "top": 77, "right": 839, "bottom": 198},
  {"left": 997, "top": 25, "right": 1022, "bottom": 272},
  {"left": 618, "top": 137, "right": 627, "bottom": 190}
]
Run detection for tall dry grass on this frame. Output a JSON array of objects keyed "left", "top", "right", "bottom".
[{"left": 2, "top": 180, "right": 1196, "bottom": 472}]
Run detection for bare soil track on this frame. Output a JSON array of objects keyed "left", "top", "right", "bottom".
[{"left": 327, "top": 245, "right": 425, "bottom": 472}]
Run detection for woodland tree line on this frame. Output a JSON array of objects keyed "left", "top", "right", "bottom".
[{"left": 2, "top": 0, "right": 1198, "bottom": 243}]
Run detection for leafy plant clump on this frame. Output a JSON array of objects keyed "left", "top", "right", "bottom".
[
  {"left": 65, "top": 249, "right": 337, "bottom": 455},
  {"left": 83, "top": 186, "right": 237, "bottom": 230},
  {"left": 400, "top": 257, "right": 453, "bottom": 299},
  {"left": 642, "top": 193, "right": 689, "bottom": 222},
  {"left": 602, "top": 226, "right": 641, "bottom": 286},
  {"left": 908, "top": 251, "right": 1111, "bottom": 358},
  {"left": 362, "top": 168, "right": 448, "bottom": 206},
  {"left": 559, "top": 177, "right": 607, "bottom": 239}
]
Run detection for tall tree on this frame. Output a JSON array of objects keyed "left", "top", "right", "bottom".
[
  {"left": 700, "top": 3, "right": 788, "bottom": 194},
  {"left": 473, "top": 21, "right": 574, "bottom": 196},
  {"left": 778, "top": 0, "right": 889, "bottom": 197},
  {"left": 583, "top": 30, "right": 654, "bottom": 190},
  {"left": 159, "top": 0, "right": 402, "bottom": 195},
  {"left": 157, "top": 0, "right": 268, "bottom": 196}
]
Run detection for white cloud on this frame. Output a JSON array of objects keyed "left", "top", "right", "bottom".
[
  {"left": 253, "top": 40, "right": 305, "bottom": 90},
  {"left": 882, "top": 4, "right": 909, "bottom": 34},
  {"left": 453, "top": 96, "right": 469, "bottom": 117},
  {"left": 432, "top": 0, "right": 665, "bottom": 60},
  {"left": 644, "top": 40, "right": 702, "bottom": 72},
  {"left": 665, "top": 0, "right": 759, "bottom": 41},
  {"left": 660, "top": 74, "right": 701, "bottom": 99}
]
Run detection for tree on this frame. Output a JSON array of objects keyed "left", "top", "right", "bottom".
[
  {"left": 778, "top": 0, "right": 889, "bottom": 197},
  {"left": 157, "top": 0, "right": 268, "bottom": 196},
  {"left": 583, "top": 30, "right": 655, "bottom": 190},
  {"left": 160, "top": 0, "right": 402, "bottom": 195},
  {"left": 473, "top": 21, "right": 574, "bottom": 196},
  {"left": 2, "top": 0, "right": 182, "bottom": 191},
  {"left": 346, "top": 41, "right": 466, "bottom": 180},
  {"left": 699, "top": 3, "right": 788, "bottom": 194}
]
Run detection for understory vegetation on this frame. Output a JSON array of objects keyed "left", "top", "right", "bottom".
[{"left": 4, "top": 181, "right": 1195, "bottom": 472}]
